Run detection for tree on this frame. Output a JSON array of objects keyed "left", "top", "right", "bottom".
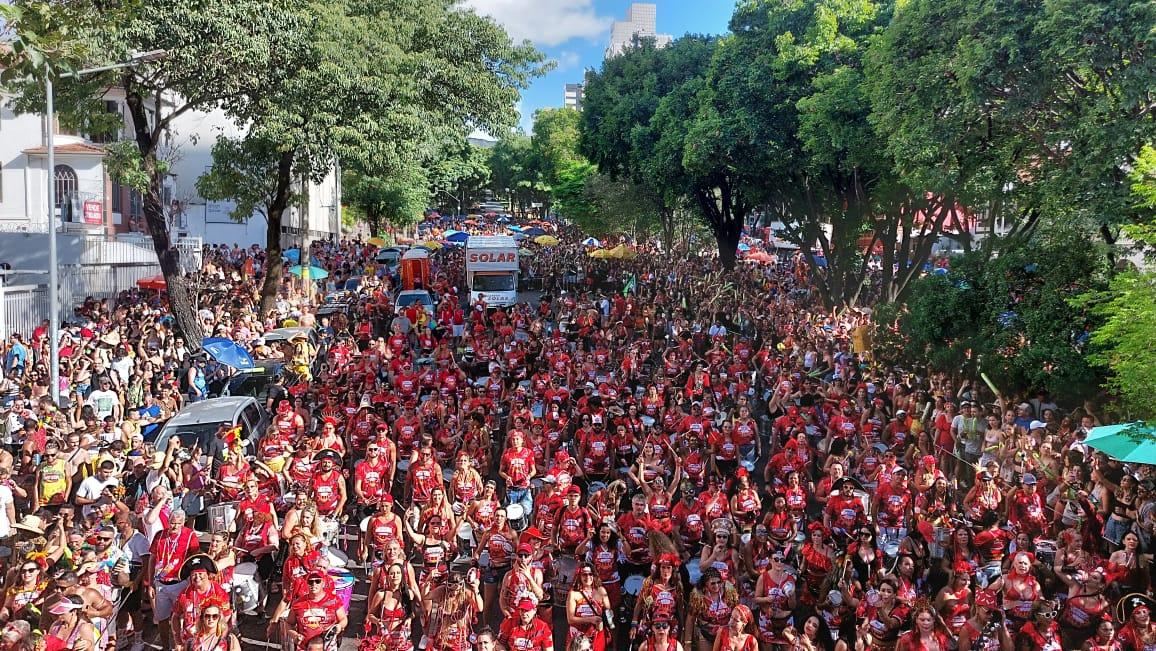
[
  {"left": 1077, "top": 145, "right": 1156, "bottom": 420},
  {"left": 890, "top": 225, "right": 1107, "bottom": 402},
  {"left": 343, "top": 164, "right": 429, "bottom": 235},
  {"left": 867, "top": 0, "right": 1156, "bottom": 251},
  {"left": 581, "top": 36, "right": 723, "bottom": 260},
  {"left": 429, "top": 141, "right": 491, "bottom": 217},
  {"left": 2, "top": 0, "right": 310, "bottom": 346},
  {"left": 528, "top": 107, "right": 586, "bottom": 216},
  {"left": 487, "top": 134, "right": 549, "bottom": 217},
  {"left": 194, "top": 0, "right": 544, "bottom": 314}
]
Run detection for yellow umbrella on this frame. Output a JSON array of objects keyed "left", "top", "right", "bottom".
[
  {"left": 609, "top": 244, "right": 637, "bottom": 259},
  {"left": 367, "top": 237, "right": 387, "bottom": 247},
  {"left": 589, "top": 249, "right": 612, "bottom": 259},
  {"left": 534, "top": 235, "right": 560, "bottom": 246},
  {"left": 418, "top": 240, "right": 443, "bottom": 250}
]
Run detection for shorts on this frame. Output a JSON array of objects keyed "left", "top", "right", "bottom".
[
  {"left": 452, "top": 325, "right": 464, "bottom": 338},
  {"left": 122, "top": 587, "right": 143, "bottom": 614},
  {"left": 1105, "top": 516, "right": 1133, "bottom": 546},
  {"left": 152, "top": 580, "right": 187, "bottom": 623}
]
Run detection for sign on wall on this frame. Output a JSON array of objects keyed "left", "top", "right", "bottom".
[{"left": 83, "top": 200, "right": 103, "bottom": 225}]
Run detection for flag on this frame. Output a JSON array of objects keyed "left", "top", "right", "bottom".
[{"left": 623, "top": 273, "right": 636, "bottom": 296}]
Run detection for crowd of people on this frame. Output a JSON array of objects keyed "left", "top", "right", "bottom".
[{"left": 0, "top": 214, "right": 1149, "bottom": 651}]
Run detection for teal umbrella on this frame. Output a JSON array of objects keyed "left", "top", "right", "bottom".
[
  {"left": 1085, "top": 422, "right": 1156, "bottom": 463},
  {"left": 287, "top": 265, "right": 329, "bottom": 280}
]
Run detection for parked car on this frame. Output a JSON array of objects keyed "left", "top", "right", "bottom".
[
  {"left": 394, "top": 289, "right": 435, "bottom": 317},
  {"left": 151, "top": 396, "right": 268, "bottom": 453}
]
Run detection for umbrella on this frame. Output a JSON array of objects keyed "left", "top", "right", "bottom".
[
  {"left": 534, "top": 235, "right": 559, "bottom": 246},
  {"left": 518, "top": 248, "right": 536, "bottom": 257},
  {"left": 367, "top": 237, "right": 387, "bottom": 247},
  {"left": 445, "top": 231, "right": 470, "bottom": 243},
  {"left": 417, "top": 241, "right": 443, "bottom": 250},
  {"left": 1085, "top": 423, "right": 1156, "bottom": 463},
  {"left": 136, "top": 275, "right": 166, "bottom": 290},
  {"left": 608, "top": 244, "right": 636, "bottom": 259},
  {"left": 581, "top": 237, "right": 601, "bottom": 247},
  {"left": 589, "top": 249, "right": 613, "bottom": 259},
  {"left": 508, "top": 225, "right": 523, "bottom": 232},
  {"left": 288, "top": 265, "right": 329, "bottom": 280},
  {"left": 201, "top": 337, "right": 256, "bottom": 370},
  {"left": 737, "top": 242, "right": 751, "bottom": 252},
  {"left": 746, "top": 251, "right": 775, "bottom": 264},
  {"left": 523, "top": 226, "right": 547, "bottom": 237},
  {"left": 282, "top": 248, "right": 302, "bottom": 264}
]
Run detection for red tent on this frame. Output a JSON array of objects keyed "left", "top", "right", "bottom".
[{"left": 136, "top": 275, "right": 167, "bottom": 290}]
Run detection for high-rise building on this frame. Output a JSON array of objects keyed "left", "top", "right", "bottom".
[
  {"left": 605, "top": 3, "right": 673, "bottom": 59},
  {"left": 564, "top": 83, "right": 585, "bottom": 111}
]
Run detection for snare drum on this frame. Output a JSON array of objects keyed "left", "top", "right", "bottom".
[
  {"left": 1034, "top": 539, "right": 1057, "bottom": 566},
  {"left": 320, "top": 516, "right": 341, "bottom": 548},
  {"left": 506, "top": 504, "right": 528, "bottom": 531},
  {"left": 232, "top": 562, "right": 262, "bottom": 615},
  {"left": 330, "top": 569, "right": 355, "bottom": 612}
]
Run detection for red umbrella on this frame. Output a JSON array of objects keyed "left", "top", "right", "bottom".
[
  {"left": 745, "top": 250, "right": 775, "bottom": 265},
  {"left": 136, "top": 275, "right": 167, "bottom": 290}
]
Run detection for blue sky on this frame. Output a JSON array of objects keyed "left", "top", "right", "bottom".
[{"left": 461, "top": 0, "right": 735, "bottom": 135}]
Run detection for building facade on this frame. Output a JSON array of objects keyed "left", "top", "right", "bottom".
[
  {"left": 605, "top": 3, "right": 672, "bottom": 59},
  {"left": 564, "top": 83, "right": 585, "bottom": 110},
  {"left": 0, "top": 88, "right": 341, "bottom": 262}
]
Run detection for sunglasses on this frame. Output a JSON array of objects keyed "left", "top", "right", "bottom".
[
  {"left": 308, "top": 578, "right": 324, "bottom": 585},
  {"left": 653, "top": 622, "right": 671, "bottom": 630},
  {"left": 518, "top": 553, "right": 533, "bottom": 559},
  {"left": 203, "top": 612, "right": 221, "bottom": 619},
  {"left": 1038, "top": 610, "right": 1057, "bottom": 618},
  {"left": 98, "top": 537, "right": 114, "bottom": 542},
  {"left": 22, "top": 567, "right": 38, "bottom": 573}
]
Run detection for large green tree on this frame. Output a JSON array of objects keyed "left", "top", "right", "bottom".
[
  {"left": 196, "top": 0, "right": 543, "bottom": 314},
  {"left": 2, "top": 0, "right": 309, "bottom": 345}
]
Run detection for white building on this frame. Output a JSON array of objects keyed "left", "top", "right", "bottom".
[
  {"left": 605, "top": 3, "right": 672, "bottom": 59},
  {"left": 564, "top": 83, "right": 585, "bottom": 110},
  {"left": 0, "top": 87, "right": 341, "bottom": 266}
]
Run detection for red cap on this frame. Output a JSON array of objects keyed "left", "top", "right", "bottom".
[
  {"left": 974, "top": 590, "right": 998, "bottom": 610},
  {"left": 736, "top": 467, "right": 749, "bottom": 478},
  {"left": 305, "top": 569, "right": 327, "bottom": 581},
  {"left": 517, "top": 542, "right": 534, "bottom": 555},
  {"left": 516, "top": 597, "right": 537, "bottom": 611},
  {"left": 923, "top": 455, "right": 936, "bottom": 466},
  {"left": 566, "top": 485, "right": 582, "bottom": 496}
]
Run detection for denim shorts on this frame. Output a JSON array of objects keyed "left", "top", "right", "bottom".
[{"left": 1105, "top": 516, "right": 1133, "bottom": 546}]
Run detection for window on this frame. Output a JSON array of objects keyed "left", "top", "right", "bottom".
[
  {"left": 110, "top": 180, "right": 122, "bottom": 214},
  {"left": 54, "top": 165, "right": 78, "bottom": 222},
  {"left": 129, "top": 189, "right": 143, "bottom": 218}
]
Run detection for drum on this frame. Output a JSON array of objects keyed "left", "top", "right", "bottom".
[
  {"left": 479, "top": 549, "right": 491, "bottom": 569},
  {"left": 456, "top": 522, "right": 475, "bottom": 557},
  {"left": 232, "top": 562, "right": 262, "bottom": 615},
  {"left": 326, "top": 547, "right": 349, "bottom": 568},
  {"left": 741, "top": 533, "right": 752, "bottom": 546},
  {"left": 329, "top": 569, "right": 355, "bottom": 613},
  {"left": 208, "top": 501, "right": 239, "bottom": 534},
  {"left": 359, "top": 516, "right": 371, "bottom": 533},
  {"left": 975, "top": 561, "right": 1003, "bottom": 589},
  {"left": 506, "top": 503, "right": 528, "bottom": 531},
  {"left": 553, "top": 554, "right": 578, "bottom": 604},
  {"left": 395, "top": 460, "right": 411, "bottom": 488}
]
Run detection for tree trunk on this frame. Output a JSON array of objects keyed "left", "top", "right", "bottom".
[
  {"left": 123, "top": 79, "right": 204, "bottom": 350},
  {"left": 714, "top": 222, "right": 742, "bottom": 270},
  {"left": 259, "top": 150, "right": 297, "bottom": 316}
]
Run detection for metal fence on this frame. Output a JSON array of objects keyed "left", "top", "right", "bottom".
[{"left": 0, "top": 262, "right": 161, "bottom": 338}]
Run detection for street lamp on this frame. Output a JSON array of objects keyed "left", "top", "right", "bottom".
[{"left": 45, "top": 49, "right": 166, "bottom": 404}]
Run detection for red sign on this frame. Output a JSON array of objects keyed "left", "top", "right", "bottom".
[
  {"left": 83, "top": 200, "right": 103, "bottom": 225},
  {"left": 467, "top": 252, "right": 516, "bottom": 263}
]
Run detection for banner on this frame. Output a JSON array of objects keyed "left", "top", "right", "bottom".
[{"left": 83, "top": 200, "right": 103, "bottom": 225}]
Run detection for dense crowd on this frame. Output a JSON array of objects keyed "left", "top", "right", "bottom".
[{"left": 0, "top": 215, "right": 1148, "bottom": 651}]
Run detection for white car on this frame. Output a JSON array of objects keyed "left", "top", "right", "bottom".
[{"left": 394, "top": 289, "right": 435, "bottom": 317}]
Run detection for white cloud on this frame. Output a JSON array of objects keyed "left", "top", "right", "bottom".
[
  {"left": 553, "top": 51, "right": 583, "bottom": 71},
  {"left": 461, "top": 0, "right": 612, "bottom": 47}
]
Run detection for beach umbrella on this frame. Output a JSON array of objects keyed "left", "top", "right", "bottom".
[
  {"left": 201, "top": 338, "right": 256, "bottom": 370},
  {"left": 136, "top": 275, "right": 167, "bottom": 290},
  {"left": 737, "top": 242, "right": 751, "bottom": 252},
  {"left": 589, "top": 249, "right": 613, "bottom": 259},
  {"left": 534, "top": 235, "right": 560, "bottom": 246},
  {"left": 367, "top": 237, "right": 387, "bottom": 247},
  {"left": 608, "top": 244, "right": 636, "bottom": 259},
  {"left": 288, "top": 265, "right": 329, "bottom": 280},
  {"left": 282, "top": 248, "right": 302, "bottom": 264},
  {"left": 523, "top": 226, "right": 547, "bottom": 236},
  {"left": 417, "top": 240, "right": 443, "bottom": 250},
  {"left": 445, "top": 231, "right": 470, "bottom": 243},
  {"left": 1086, "top": 423, "right": 1156, "bottom": 464},
  {"left": 508, "top": 225, "right": 523, "bottom": 232},
  {"left": 518, "top": 248, "right": 536, "bottom": 257},
  {"left": 746, "top": 251, "right": 774, "bottom": 265},
  {"left": 581, "top": 237, "right": 601, "bottom": 247}
]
